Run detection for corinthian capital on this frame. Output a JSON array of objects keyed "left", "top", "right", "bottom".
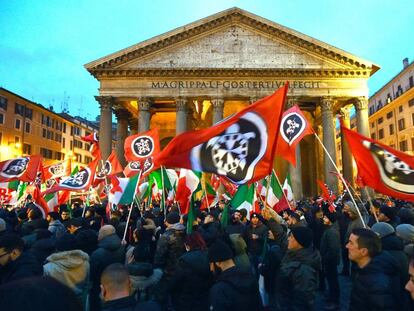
[
  {"left": 287, "top": 97, "right": 299, "bottom": 108},
  {"left": 339, "top": 107, "right": 350, "bottom": 120},
  {"left": 175, "top": 97, "right": 188, "bottom": 112},
  {"left": 354, "top": 97, "right": 368, "bottom": 111},
  {"left": 211, "top": 98, "right": 225, "bottom": 110},
  {"left": 95, "top": 96, "right": 114, "bottom": 111},
  {"left": 320, "top": 97, "right": 334, "bottom": 112},
  {"left": 138, "top": 97, "right": 152, "bottom": 111}
]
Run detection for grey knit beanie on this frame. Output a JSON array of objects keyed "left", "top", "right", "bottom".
[
  {"left": 396, "top": 224, "right": 414, "bottom": 242},
  {"left": 372, "top": 222, "right": 395, "bottom": 238}
]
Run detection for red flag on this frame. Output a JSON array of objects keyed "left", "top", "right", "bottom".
[
  {"left": 155, "top": 84, "right": 289, "bottom": 184},
  {"left": 274, "top": 194, "right": 289, "bottom": 213},
  {"left": 0, "top": 155, "right": 42, "bottom": 182},
  {"left": 44, "top": 158, "right": 99, "bottom": 194},
  {"left": 81, "top": 132, "right": 99, "bottom": 143},
  {"left": 175, "top": 169, "right": 200, "bottom": 215},
  {"left": 219, "top": 176, "right": 237, "bottom": 196},
  {"left": 124, "top": 128, "right": 160, "bottom": 177},
  {"left": 32, "top": 186, "right": 49, "bottom": 218},
  {"left": 276, "top": 105, "right": 314, "bottom": 166},
  {"left": 95, "top": 150, "right": 123, "bottom": 182},
  {"left": 317, "top": 179, "right": 337, "bottom": 212},
  {"left": 341, "top": 122, "right": 414, "bottom": 201},
  {"left": 43, "top": 159, "right": 71, "bottom": 180}
]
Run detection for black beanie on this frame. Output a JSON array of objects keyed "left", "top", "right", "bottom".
[
  {"left": 324, "top": 211, "right": 338, "bottom": 223},
  {"left": 291, "top": 226, "right": 313, "bottom": 248},
  {"left": 166, "top": 212, "right": 180, "bottom": 225},
  {"left": 55, "top": 233, "right": 77, "bottom": 252},
  {"left": 380, "top": 205, "right": 397, "bottom": 220},
  {"left": 208, "top": 239, "right": 233, "bottom": 262}
]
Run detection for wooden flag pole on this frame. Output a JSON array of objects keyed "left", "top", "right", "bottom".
[
  {"left": 160, "top": 166, "right": 166, "bottom": 213},
  {"left": 314, "top": 133, "right": 367, "bottom": 228},
  {"left": 272, "top": 169, "right": 293, "bottom": 210},
  {"left": 364, "top": 187, "right": 379, "bottom": 223},
  {"left": 122, "top": 170, "right": 142, "bottom": 244},
  {"left": 264, "top": 174, "right": 271, "bottom": 210}
]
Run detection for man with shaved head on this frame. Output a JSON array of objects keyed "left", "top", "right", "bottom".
[{"left": 100, "top": 263, "right": 160, "bottom": 311}]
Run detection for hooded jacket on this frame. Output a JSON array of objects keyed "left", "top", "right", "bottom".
[
  {"left": 277, "top": 247, "right": 321, "bottom": 311},
  {"left": 128, "top": 261, "right": 162, "bottom": 301},
  {"left": 0, "top": 251, "right": 43, "bottom": 284},
  {"left": 208, "top": 265, "right": 262, "bottom": 311},
  {"left": 169, "top": 249, "right": 212, "bottom": 311},
  {"left": 350, "top": 251, "right": 403, "bottom": 311},
  {"left": 43, "top": 250, "right": 90, "bottom": 297}
]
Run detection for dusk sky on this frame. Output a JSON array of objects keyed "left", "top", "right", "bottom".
[{"left": 1, "top": 0, "right": 413, "bottom": 120}]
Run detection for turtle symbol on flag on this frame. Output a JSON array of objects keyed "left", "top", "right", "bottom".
[
  {"left": 0, "top": 157, "right": 30, "bottom": 178},
  {"left": 61, "top": 169, "right": 91, "bottom": 190},
  {"left": 129, "top": 161, "right": 141, "bottom": 171},
  {"left": 190, "top": 112, "right": 267, "bottom": 184},
  {"left": 45, "top": 179, "right": 56, "bottom": 189},
  {"left": 280, "top": 112, "right": 306, "bottom": 145},
  {"left": 132, "top": 136, "right": 154, "bottom": 158},
  {"left": 49, "top": 163, "right": 64, "bottom": 177},
  {"left": 362, "top": 140, "right": 414, "bottom": 194},
  {"left": 96, "top": 161, "right": 111, "bottom": 179},
  {"left": 143, "top": 157, "right": 153, "bottom": 174}
]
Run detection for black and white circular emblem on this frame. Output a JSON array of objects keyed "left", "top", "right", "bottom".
[
  {"left": 363, "top": 140, "right": 414, "bottom": 194},
  {"left": 0, "top": 157, "right": 30, "bottom": 179},
  {"left": 280, "top": 112, "right": 306, "bottom": 145},
  {"left": 143, "top": 157, "right": 154, "bottom": 174},
  {"left": 132, "top": 136, "right": 154, "bottom": 158},
  {"left": 61, "top": 169, "right": 92, "bottom": 190},
  {"left": 49, "top": 162, "right": 64, "bottom": 176},
  {"left": 129, "top": 161, "right": 141, "bottom": 171},
  {"left": 190, "top": 112, "right": 267, "bottom": 184},
  {"left": 96, "top": 161, "right": 111, "bottom": 179}
]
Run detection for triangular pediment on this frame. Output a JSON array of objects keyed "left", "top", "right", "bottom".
[{"left": 85, "top": 7, "right": 379, "bottom": 76}]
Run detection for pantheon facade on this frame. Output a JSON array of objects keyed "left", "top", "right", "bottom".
[{"left": 85, "top": 7, "right": 379, "bottom": 198}]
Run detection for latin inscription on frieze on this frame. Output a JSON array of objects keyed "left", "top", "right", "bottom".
[{"left": 151, "top": 80, "right": 321, "bottom": 90}]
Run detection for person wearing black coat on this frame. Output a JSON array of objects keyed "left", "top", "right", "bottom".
[
  {"left": 208, "top": 239, "right": 262, "bottom": 311},
  {"left": 0, "top": 234, "right": 43, "bottom": 284},
  {"left": 169, "top": 232, "right": 212, "bottom": 311},
  {"left": 90, "top": 225, "right": 126, "bottom": 311},
  {"left": 320, "top": 211, "right": 341, "bottom": 310},
  {"left": 69, "top": 217, "right": 98, "bottom": 255},
  {"left": 29, "top": 229, "right": 56, "bottom": 264},
  {"left": 347, "top": 228, "right": 403, "bottom": 311}
]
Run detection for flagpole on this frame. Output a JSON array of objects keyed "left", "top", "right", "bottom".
[
  {"left": 160, "top": 166, "right": 166, "bottom": 213},
  {"left": 314, "top": 133, "right": 367, "bottom": 228},
  {"left": 264, "top": 174, "right": 271, "bottom": 210},
  {"left": 122, "top": 170, "right": 142, "bottom": 244},
  {"left": 201, "top": 175, "right": 210, "bottom": 213},
  {"left": 272, "top": 169, "right": 293, "bottom": 210},
  {"left": 331, "top": 172, "right": 367, "bottom": 212},
  {"left": 364, "top": 187, "right": 378, "bottom": 223}
]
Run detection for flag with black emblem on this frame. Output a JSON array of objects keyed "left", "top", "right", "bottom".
[
  {"left": 276, "top": 105, "right": 314, "bottom": 166},
  {"left": 43, "top": 159, "right": 71, "bottom": 180},
  {"left": 341, "top": 122, "right": 414, "bottom": 201},
  {"left": 95, "top": 150, "right": 123, "bottom": 181},
  {"left": 44, "top": 158, "right": 99, "bottom": 194},
  {"left": 81, "top": 132, "right": 101, "bottom": 159},
  {"left": 124, "top": 128, "right": 160, "bottom": 177},
  {"left": 0, "top": 155, "right": 42, "bottom": 183},
  {"left": 154, "top": 84, "right": 289, "bottom": 185}
]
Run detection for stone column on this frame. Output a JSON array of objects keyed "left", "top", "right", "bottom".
[
  {"left": 355, "top": 96, "right": 370, "bottom": 137},
  {"left": 115, "top": 109, "right": 130, "bottom": 167},
  {"left": 128, "top": 118, "right": 138, "bottom": 135},
  {"left": 138, "top": 98, "right": 152, "bottom": 133},
  {"left": 287, "top": 98, "right": 303, "bottom": 199},
  {"left": 320, "top": 97, "right": 338, "bottom": 193},
  {"left": 340, "top": 107, "right": 354, "bottom": 188},
  {"left": 354, "top": 96, "right": 372, "bottom": 199},
  {"left": 211, "top": 98, "right": 224, "bottom": 124},
  {"left": 96, "top": 96, "right": 113, "bottom": 161},
  {"left": 175, "top": 97, "right": 188, "bottom": 135}
]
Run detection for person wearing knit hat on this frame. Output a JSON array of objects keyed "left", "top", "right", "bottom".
[
  {"left": 207, "top": 239, "right": 262, "bottom": 311},
  {"left": 245, "top": 210, "right": 268, "bottom": 278},
  {"left": 372, "top": 222, "right": 395, "bottom": 238},
  {"left": 378, "top": 205, "right": 399, "bottom": 228},
  {"left": 396, "top": 224, "right": 414, "bottom": 243},
  {"left": 165, "top": 211, "right": 180, "bottom": 225},
  {"left": 98, "top": 225, "right": 116, "bottom": 242},
  {"left": 277, "top": 227, "right": 321, "bottom": 310},
  {"left": 286, "top": 209, "right": 306, "bottom": 228}
]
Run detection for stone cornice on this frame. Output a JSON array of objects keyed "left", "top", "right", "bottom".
[
  {"left": 89, "top": 68, "right": 371, "bottom": 79},
  {"left": 85, "top": 8, "right": 379, "bottom": 76}
]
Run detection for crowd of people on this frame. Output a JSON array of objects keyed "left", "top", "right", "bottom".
[{"left": 0, "top": 193, "right": 414, "bottom": 311}]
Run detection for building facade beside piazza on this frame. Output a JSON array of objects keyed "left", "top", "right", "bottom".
[{"left": 85, "top": 7, "right": 379, "bottom": 198}]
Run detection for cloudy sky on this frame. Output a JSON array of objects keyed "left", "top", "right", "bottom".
[{"left": 1, "top": 0, "right": 413, "bottom": 120}]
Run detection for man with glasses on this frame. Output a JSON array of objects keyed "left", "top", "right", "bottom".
[{"left": 0, "top": 234, "right": 42, "bottom": 284}]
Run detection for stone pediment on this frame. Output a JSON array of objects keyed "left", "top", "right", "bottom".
[{"left": 85, "top": 7, "right": 379, "bottom": 77}]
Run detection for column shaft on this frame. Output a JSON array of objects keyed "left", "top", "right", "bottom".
[
  {"left": 138, "top": 98, "right": 151, "bottom": 133},
  {"left": 321, "top": 98, "right": 338, "bottom": 193},
  {"left": 175, "top": 98, "right": 188, "bottom": 135},
  {"left": 212, "top": 98, "right": 224, "bottom": 124},
  {"left": 340, "top": 108, "right": 354, "bottom": 188},
  {"left": 96, "top": 96, "right": 113, "bottom": 161},
  {"left": 115, "top": 110, "right": 130, "bottom": 167}
]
